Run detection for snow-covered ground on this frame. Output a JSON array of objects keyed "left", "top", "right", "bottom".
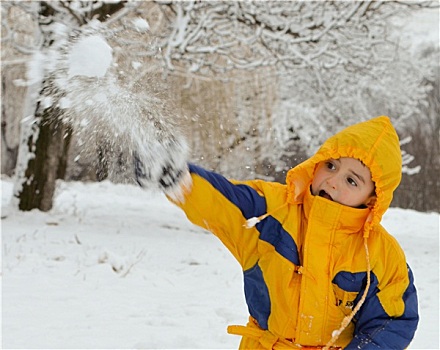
[{"left": 1, "top": 177, "right": 439, "bottom": 349}]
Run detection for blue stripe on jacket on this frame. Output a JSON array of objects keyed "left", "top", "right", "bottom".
[
  {"left": 188, "top": 164, "right": 266, "bottom": 219},
  {"left": 334, "top": 267, "right": 419, "bottom": 349},
  {"left": 189, "top": 164, "right": 300, "bottom": 329},
  {"left": 257, "top": 217, "right": 301, "bottom": 265},
  {"left": 189, "top": 164, "right": 300, "bottom": 265},
  {"left": 243, "top": 264, "right": 271, "bottom": 330}
]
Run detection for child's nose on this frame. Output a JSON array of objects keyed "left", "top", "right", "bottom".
[{"left": 327, "top": 176, "right": 338, "bottom": 189}]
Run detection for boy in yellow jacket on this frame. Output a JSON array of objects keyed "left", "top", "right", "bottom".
[{"left": 136, "top": 116, "right": 419, "bottom": 349}]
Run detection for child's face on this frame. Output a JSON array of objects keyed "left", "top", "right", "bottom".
[{"left": 311, "top": 157, "right": 376, "bottom": 208}]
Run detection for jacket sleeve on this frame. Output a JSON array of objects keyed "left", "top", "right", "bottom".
[
  {"left": 346, "top": 264, "right": 419, "bottom": 349},
  {"left": 169, "top": 164, "right": 269, "bottom": 270}
]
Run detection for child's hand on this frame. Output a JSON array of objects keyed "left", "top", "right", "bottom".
[
  {"left": 134, "top": 148, "right": 192, "bottom": 202},
  {"left": 133, "top": 154, "right": 184, "bottom": 188},
  {"left": 158, "top": 163, "right": 186, "bottom": 190},
  {"left": 164, "top": 168, "right": 192, "bottom": 203}
]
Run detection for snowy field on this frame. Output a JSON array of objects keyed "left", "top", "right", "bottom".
[{"left": 1, "top": 177, "right": 439, "bottom": 349}]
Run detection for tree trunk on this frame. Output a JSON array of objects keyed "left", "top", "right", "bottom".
[
  {"left": 14, "top": 1, "right": 125, "bottom": 211},
  {"left": 18, "top": 109, "right": 70, "bottom": 211},
  {"left": 14, "top": 2, "right": 70, "bottom": 212}
]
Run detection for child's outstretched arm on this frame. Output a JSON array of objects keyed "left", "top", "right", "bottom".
[
  {"left": 346, "top": 264, "right": 419, "bottom": 349},
  {"left": 164, "top": 163, "right": 281, "bottom": 270}
]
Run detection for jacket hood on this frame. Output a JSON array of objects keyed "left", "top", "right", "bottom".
[{"left": 286, "top": 116, "right": 402, "bottom": 237}]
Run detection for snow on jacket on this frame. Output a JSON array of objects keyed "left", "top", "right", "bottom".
[{"left": 170, "top": 116, "right": 419, "bottom": 349}]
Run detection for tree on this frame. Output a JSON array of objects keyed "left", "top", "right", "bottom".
[
  {"left": 393, "top": 44, "right": 440, "bottom": 212},
  {"left": 154, "top": 1, "right": 438, "bottom": 75},
  {"left": 2, "top": 1, "right": 126, "bottom": 211},
  {"left": 152, "top": 0, "right": 438, "bottom": 179},
  {"left": 2, "top": 0, "right": 438, "bottom": 211}
]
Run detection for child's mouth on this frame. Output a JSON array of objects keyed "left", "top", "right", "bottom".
[{"left": 319, "top": 190, "right": 333, "bottom": 201}]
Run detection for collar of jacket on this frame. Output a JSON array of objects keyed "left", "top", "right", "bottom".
[{"left": 302, "top": 185, "right": 370, "bottom": 234}]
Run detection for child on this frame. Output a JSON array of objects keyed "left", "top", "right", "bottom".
[{"left": 136, "top": 116, "right": 419, "bottom": 349}]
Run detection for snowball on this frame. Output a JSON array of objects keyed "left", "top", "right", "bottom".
[{"left": 68, "top": 35, "right": 113, "bottom": 79}]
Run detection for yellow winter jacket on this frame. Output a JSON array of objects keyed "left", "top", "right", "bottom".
[{"left": 171, "top": 116, "right": 418, "bottom": 349}]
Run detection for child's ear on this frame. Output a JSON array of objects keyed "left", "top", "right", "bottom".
[{"left": 365, "top": 196, "right": 377, "bottom": 209}]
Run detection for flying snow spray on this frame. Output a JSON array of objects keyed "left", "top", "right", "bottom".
[{"left": 35, "top": 22, "right": 188, "bottom": 192}]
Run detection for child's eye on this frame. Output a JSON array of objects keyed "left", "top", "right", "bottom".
[
  {"left": 326, "top": 162, "right": 336, "bottom": 170},
  {"left": 347, "top": 177, "right": 357, "bottom": 187}
]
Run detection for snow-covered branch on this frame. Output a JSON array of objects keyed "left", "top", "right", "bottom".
[{"left": 153, "top": 0, "right": 434, "bottom": 76}]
